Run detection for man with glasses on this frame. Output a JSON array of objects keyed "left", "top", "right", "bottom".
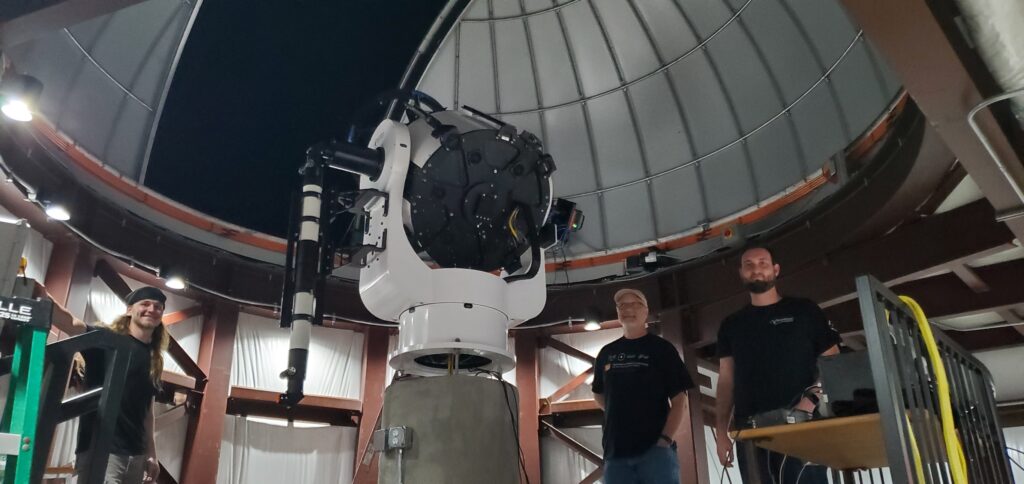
[{"left": 593, "top": 288, "right": 695, "bottom": 484}]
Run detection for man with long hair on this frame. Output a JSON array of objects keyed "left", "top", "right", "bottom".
[{"left": 67, "top": 286, "right": 168, "bottom": 483}]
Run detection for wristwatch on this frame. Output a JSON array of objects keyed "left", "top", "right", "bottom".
[{"left": 659, "top": 434, "right": 675, "bottom": 446}]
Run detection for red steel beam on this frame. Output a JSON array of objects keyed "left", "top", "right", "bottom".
[
  {"left": 542, "top": 336, "right": 596, "bottom": 364},
  {"left": 353, "top": 326, "right": 389, "bottom": 484},
  {"left": 227, "top": 387, "right": 360, "bottom": 426},
  {"left": 660, "top": 310, "right": 711, "bottom": 484},
  {"left": 515, "top": 331, "right": 543, "bottom": 484},
  {"left": 541, "top": 421, "right": 602, "bottom": 466},
  {"left": 547, "top": 399, "right": 600, "bottom": 414},
  {"left": 163, "top": 306, "right": 204, "bottom": 326},
  {"left": 180, "top": 302, "right": 238, "bottom": 483},
  {"left": 39, "top": 240, "right": 94, "bottom": 341},
  {"left": 160, "top": 371, "right": 196, "bottom": 392},
  {"left": 838, "top": 0, "right": 1024, "bottom": 242},
  {"left": 93, "top": 258, "right": 132, "bottom": 299},
  {"left": 229, "top": 386, "right": 360, "bottom": 412},
  {"left": 544, "top": 367, "right": 594, "bottom": 409},
  {"left": 824, "top": 257, "right": 1024, "bottom": 348}
]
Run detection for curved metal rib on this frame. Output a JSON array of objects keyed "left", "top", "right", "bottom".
[
  {"left": 671, "top": 0, "right": 761, "bottom": 202},
  {"left": 567, "top": 31, "right": 864, "bottom": 199},
  {"left": 63, "top": 29, "right": 153, "bottom": 111},
  {"left": 624, "top": 0, "right": 709, "bottom": 224},
  {"left": 588, "top": 0, "right": 660, "bottom": 237},
  {"left": 491, "top": 0, "right": 755, "bottom": 116},
  {"left": 462, "top": 0, "right": 583, "bottom": 23}
]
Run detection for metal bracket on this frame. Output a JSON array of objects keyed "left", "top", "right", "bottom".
[
  {"left": 340, "top": 189, "right": 388, "bottom": 215},
  {"left": 339, "top": 229, "right": 386, "bottom": 268}
]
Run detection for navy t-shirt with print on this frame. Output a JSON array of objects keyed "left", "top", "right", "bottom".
[{"left": 591, "top": 333, "right": 694, "bottom": 459}]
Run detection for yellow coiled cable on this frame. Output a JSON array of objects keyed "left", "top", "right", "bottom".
[{"left": 899, "top": 295, "right": 969, "bottom": 484}]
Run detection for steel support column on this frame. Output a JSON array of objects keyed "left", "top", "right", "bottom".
[{"left": 180, "top": 302, "right": 238, "bottom": 483}]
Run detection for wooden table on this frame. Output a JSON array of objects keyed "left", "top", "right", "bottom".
[{"left": 731, "top": 413, "right": 888, "bottom": 470}]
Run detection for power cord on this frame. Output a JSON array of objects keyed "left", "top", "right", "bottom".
[
  {"left": 711, "top": 426, "right": 738, "bottom": 484},
  {"left": 492, "top": 372, "right": 530, "bottom": 484},
  {"left": 794, "top": 463, "right": 811, "bottom": 484},
  {"left": 719, "top": 463, "right": 734, "bottom": 484},
  {"left": 777, "top": 455, "right": 788, "bottom": 484}
]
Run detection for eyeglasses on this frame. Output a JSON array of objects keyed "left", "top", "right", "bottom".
[{"left": 615, "top": 302, "right": 646, "bottom": 310}]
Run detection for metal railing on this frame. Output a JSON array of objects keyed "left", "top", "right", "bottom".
[{"left": 856, "top": 275, "right": 1014, "bottom": 484}]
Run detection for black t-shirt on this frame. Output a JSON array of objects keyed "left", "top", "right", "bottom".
[
  {"left": 591, "top": 333, "right": 695, "bottom": 459},
  {"left": 716, "top": 297, "right": 841, "bottom": 425},
  {"left": 76, "top": 326, "right": 157, "bottom": 456}
]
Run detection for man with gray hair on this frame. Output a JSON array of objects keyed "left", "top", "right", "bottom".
[{"left": 592, "top": 288, "right": 695, "bottom": 484}]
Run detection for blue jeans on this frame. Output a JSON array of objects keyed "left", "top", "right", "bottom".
[
  {"left": 736, "top": 442, "right": 828, "bottom": 484},
  {"left": 604, "top": 443, "right": 680, "bottom": 484}
]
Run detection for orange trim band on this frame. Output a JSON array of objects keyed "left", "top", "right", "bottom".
[
  {"left": 544, "top": 92, "right": 909, "bottom": 272},
  {"left": 31, "top": 91, "right": 908, "bottom": 270},
  {"left": 545, "top": 172, "right": 830, "bottom": 272},
  {"left": 32, "top": 120, "right": 287, "bottom": 253}
]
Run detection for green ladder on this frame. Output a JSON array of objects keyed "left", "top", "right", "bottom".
[{"left": 0, "top": 283, "right": 53, "bottom": 484}]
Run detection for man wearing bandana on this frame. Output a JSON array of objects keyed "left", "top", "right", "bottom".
[
  {"left": 68, "top": 286, "right": 168, "bottom": 483},
  {"left": 714, "top": 246, "right": 841, "bottom": 484}
]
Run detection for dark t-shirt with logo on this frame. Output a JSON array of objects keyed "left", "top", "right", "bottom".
[
  {"left": 716, "top": 297, "right": 842, "bottom": 425},
  {"left": 76, "top": 326, "right": 157, "bottom": 456},
  {"left": 591, "top": 333, "right": 694, "bottom": 459}
]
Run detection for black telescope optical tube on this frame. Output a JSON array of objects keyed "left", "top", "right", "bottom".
[{"left": 280, "top": 157, "right": 324, "bottom": 406}]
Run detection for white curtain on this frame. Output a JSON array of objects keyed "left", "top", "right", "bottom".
[
  {"left": 534, "top": 330, "right": 618, "bottom": 482},
  {"left": 231, "top": 313, "right": 364, "bottom": 399},
  {"left": 1005, "top": 426, "right": 1024, "bottom": 483},
  {"left": 163, "top": 315, "right": 203, "bottom": 375},
  {"left": 541, "top": 427, "right": 603, "bottom": 484},
  {"left": 539, "top": 329, "right": 620, "bottom": 402},
  {"left": 21, "top": 224, "right": 53, "bottom": 284},
  {"left": 217, "top": 415, "right": 357, "bottom": 484},
  {"left": 154, "top": 404, "right": 190, "bottom": 482},
  {"left": 84, "top": 277, "right": 124, "bottom": 325}
]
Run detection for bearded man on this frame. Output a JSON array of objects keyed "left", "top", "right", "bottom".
[{"left": 713, "top": 246, "right": 840, "bottom": 484}]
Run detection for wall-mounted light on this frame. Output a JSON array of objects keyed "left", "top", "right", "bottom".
[
  {"left": 583, "top": 304, "right": 602, "bottom": 331},
  {"left": 36, "top": 190, "right": 71, "bottom": 221},
  {"left": 43, "top": 202, "right": 70, "bottom": 221},
  {"left": 159, "top": 265, "right": 187, "bottom": 290},
  {"left": 165, "top": 276, "right": 186, "bottom": 290},
  {"left": 0, "top": 73, "right": 43, "bottom": 123}
]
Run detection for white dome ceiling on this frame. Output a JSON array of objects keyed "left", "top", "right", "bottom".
[
  {"left": 416, "top": 0, "right": 902, "bottom": 259},
  {"left": 5, "top": 0, "right": 198, "bottom": 182},
  {"left": 4, "top": 0, "right": 901, "bottom": 270}
]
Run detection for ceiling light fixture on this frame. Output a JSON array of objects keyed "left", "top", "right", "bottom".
[
  {"left": 44, "top": 203, "right": 70, "bottom": 221},
  {"left": 159, "top": 265, "right": 187, "bottom": 290},
  {"left": 0, "top": 73, "right": 43, "bottom": 123},
  {"left": 165, "top": 275, "right": 186, "bottom": 290}
]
